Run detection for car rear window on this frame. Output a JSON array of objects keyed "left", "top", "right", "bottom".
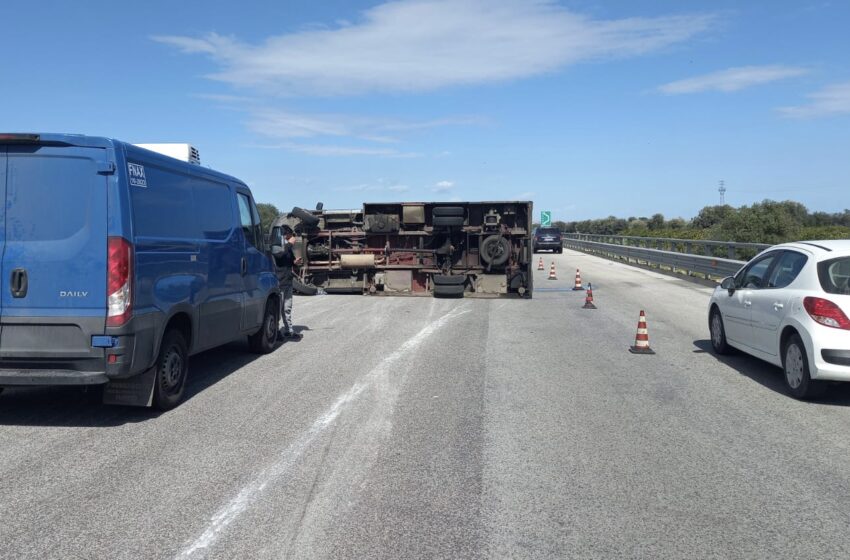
[
  {"left": 537, "top": 228, "right": 561, "bottom": 235},
  {"left": 818, "top": 257, "right": 850, "bottom": 295}
]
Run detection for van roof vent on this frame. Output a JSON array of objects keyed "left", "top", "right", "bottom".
[{"left": 133, "top": 143, "right": 201, "bottom": 165}]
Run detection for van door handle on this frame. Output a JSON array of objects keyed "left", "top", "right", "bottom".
[
  {"left": 241, "top": 257, "right": 247, "bottom": 276},
  {"left": 10, "top": 268, "right": 28, "bottom": 298}
]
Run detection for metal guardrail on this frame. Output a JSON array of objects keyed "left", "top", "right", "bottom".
[
  {"left": 561, "top": 235, "right": 770, "bottom": 279},
  {"left": 563, "top": 234, "right": 770, "bottom": 260}
]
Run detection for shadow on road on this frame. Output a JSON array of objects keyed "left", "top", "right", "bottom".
[
  {"left": 0, "top": 340, "right": 270, "bottom": 427},
  {"left": 693, "top": 339, "right": 850, "bottom": 406}
]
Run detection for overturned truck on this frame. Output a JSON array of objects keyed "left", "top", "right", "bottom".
[{"left": 271, "top": 202, "right": 533, "bottom": 298}]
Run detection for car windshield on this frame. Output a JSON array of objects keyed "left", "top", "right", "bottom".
[{"left": 818, "top": 256, "right": 850, "bottom": 295}]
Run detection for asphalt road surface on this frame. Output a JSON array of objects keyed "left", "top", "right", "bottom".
[{"left": 3, "top": 248, "right": 850, "bottom": 559}]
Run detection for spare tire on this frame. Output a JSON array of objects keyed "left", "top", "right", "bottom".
[
  {"left": 291, "top": 207, "right": 320, "bottom": 227},
  {"left": 433, "top": 215, "right": 465, "bottom": 227},
  {"left": 480, "top": 235, "right": 511, "bottom": 266},
  {"left": 293, "top": 276, "right": 319, "bottom": 296},
  {"left": 432, "top": 206, "right": 464, "bottom": 217},
  {"left": 432, "top": 274, "right": 466, "bottom": 285},
  {"left": 433, "top": 284, "right": 465, "bottom": 298}
]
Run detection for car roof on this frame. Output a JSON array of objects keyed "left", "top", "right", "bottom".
[{"left": 773, "top": 240, "right": 850, "bottom": 256}]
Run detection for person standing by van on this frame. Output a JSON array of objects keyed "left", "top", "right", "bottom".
[{"left": 275, "top": 226, "right": 303, "bottom": 340}]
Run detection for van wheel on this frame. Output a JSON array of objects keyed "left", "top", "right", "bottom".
[
  {"left": 153, "top": 330, "right": 189, "bottom": 410},
  {"left": 249, "top": 298, "right": 279, "bottom": 354},
  {"left": 783, "top": 334, "right": 825, "bottom": 400}
]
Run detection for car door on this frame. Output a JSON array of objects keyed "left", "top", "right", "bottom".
[
  {"left": 236, "top": 190, "right": 266, "bottom": 332},
  {"left": 720, "top": 252, "right": 780, "bottom": 346},
  {"left": 749, "top": 250, "right": 808, "bottom": 356}
]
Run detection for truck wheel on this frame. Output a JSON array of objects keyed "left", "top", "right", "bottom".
[
  {"left": 432, "top": 274, "right": 466, "bottom": 286},
  {"left": 433, "top": 215, "right": 464, "bottom": 227},
  {"left": 480, "top": 235, "right": 511, "bottom": 266},
  {"left": 249, "top": 298, "right": 279, "bottom": 354},
  {"left": 152, "top": 330, "right": 189, "bottom": 411},
  {"left": 432, "top": 206, "right": 464, "bottom": 217},
  {"left": 293, "top": 276, "right": 319, "bottom": 296},
  {"left": 433, "top": 284, "right": 465, "bottom": 298},
  {"left": 291, "top": 207, "right": 320, "bottom": 227}
]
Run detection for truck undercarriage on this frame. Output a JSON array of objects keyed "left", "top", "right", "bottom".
[{"left": 270, "top": 201, "right": 533, "bottom": 298}]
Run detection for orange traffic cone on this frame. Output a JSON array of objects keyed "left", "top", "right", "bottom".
[
  {"left": 582, "top": 283, "right": 596, "bottom": 309},
  {"left": 572, "top": 269, "right": 583, "bottom": 291},
  {"left": 629, "top": 310, "right": 655, "bottom": 354},
  {"left": 547, "top": 262, "right": 557, "bottom": 280},
  {"left": 537, "top": 257, "right": 544, "bottom": 271}
]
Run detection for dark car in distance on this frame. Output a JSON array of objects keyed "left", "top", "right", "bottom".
[{"left": 533, "top": 227, "right": 563, "bottom": 253}]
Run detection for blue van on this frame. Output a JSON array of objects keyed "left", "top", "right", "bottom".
[{"left": 0, "top": 133, "right": 280, "bottom": 409}]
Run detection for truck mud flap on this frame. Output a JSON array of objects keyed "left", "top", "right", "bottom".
[{"left": 102, "top": 367, "right": 156, "bottom": 407}]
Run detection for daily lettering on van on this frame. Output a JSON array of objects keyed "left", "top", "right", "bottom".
[{"left": 128, "top": 163, "right": 147, "bottom": 188}]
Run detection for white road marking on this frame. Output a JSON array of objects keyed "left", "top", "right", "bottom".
[{"left": 176, "top": 304, "right": 471, "bottom": 559}]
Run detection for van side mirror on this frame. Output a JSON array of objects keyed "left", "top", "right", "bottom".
[
  {"left": 271, "top": 245, "right": 285, "bottom": 258},
  {"left": 720, "top": 276, "right": 735, "bottom": 293}
]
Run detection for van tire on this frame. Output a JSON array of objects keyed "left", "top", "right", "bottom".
[
  {"left": 293, "top": 276, "right": 319, "bottom": 296},
  {"left": 249, "top": 299, "right": 279, "bottom": 354},
  {"left": 291, "top": 207, "right": 320, "bottom": 227},
  {"left": 152, "top": 330, "right": 189, "bottom": 411}
]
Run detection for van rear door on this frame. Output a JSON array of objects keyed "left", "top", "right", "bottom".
[{"left": 0, "top": 142, "right": 109, "bottom": 368}]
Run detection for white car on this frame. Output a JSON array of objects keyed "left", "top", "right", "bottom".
[{"left": 708, "top": 240, "right": 850, "bottom": 399}]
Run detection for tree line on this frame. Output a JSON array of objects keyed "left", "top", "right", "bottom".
[{"left": 542, "top": 200, "right": 850, "bottom": 244}]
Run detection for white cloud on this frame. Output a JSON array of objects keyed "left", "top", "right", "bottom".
[
  {"left": 336, "top": 180, "right": 410, "bottom": 192},
  {"left": 256, "top": 142, "right": 422, "bottom": 158},
  {"left": 778, "top": 81, "right": 850, "bottom": 118},
  {"left": 658, "top": 65, "right": 808, "bottom": 94},
  {"left": 433, "top": 180, "right": 455, "bottom": 192},
  {"left": 153, "top": 1, "right": 715, "bottom": 96},
  {"left": 246, "top": 109, "right": 480, "bottom": 142}
]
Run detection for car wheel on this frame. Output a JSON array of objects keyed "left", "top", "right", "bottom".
[
  {"left": 248, "top": 298, "right": 279, "bottom": 354},
  {"left": 152, "top": 330, "right": 189, "bottom": 410},
  {"left": 783, "top": 333, "right": 825, "bottom": 400},
  {"left": 557, "top": 247, "right": 563, "bottom": 254},
  {"left": 709, "top": 308, "right": 732, "bottom": 355}
]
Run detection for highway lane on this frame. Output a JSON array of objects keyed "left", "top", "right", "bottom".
[{"left": 3, "top": 249, "right": 850, "bottom": 559}]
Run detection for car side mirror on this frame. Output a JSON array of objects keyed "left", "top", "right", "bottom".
[{"left": 720, "top": 276, "right": 735, "bottom": 293}]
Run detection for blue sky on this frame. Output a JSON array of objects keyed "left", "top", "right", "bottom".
[{"left": 2, "top": 0, "right": 849, "bottom": 221}]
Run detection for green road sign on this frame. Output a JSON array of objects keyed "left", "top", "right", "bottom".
[{"left": 540, "top": 211, "right": 551, "bottom": 227}]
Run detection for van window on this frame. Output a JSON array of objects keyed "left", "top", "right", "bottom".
[
  {"left": 131, "top": 163, "right": 197, "bottom": 239},
  {"left": 237, "top": 193, "right": 262, "bottom": 250},
  {"left": 193, "top": 179, "right": 233, "bottom": 240},
  {"left": 5, "top": 154, "right": 95, "bottom": 242}
]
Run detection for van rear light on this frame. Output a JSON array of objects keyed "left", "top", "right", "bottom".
[
  {"left": 107, "top": 237, "right": 133, "bottom": 327},
  {"left": 804, "top": 297, "right": 850, "bottom": 330}
]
